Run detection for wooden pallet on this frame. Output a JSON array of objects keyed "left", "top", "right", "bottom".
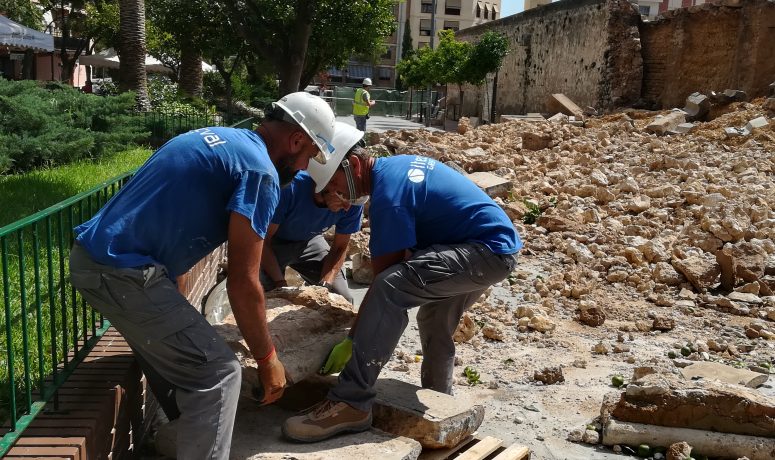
[{"left": 420, "top": 435, "right": 530, "bottom": 460}]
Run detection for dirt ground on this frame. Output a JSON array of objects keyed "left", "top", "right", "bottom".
[{"left": 145, "top": 97, "right": 775, "bottom": 459}]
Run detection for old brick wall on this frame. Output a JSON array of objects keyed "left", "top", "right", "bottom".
[
  {"left": 640, "top": 0, "right": 775, "bottom": 108},
  {"left": 177, "top": 244, "right": 227, "bottom": 313},
  {"left": 450, "top": 0, "right": 642, "bottom": 119}
]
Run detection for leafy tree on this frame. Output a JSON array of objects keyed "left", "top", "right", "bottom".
[
  {"left": 83, "top": 0, "right": 121, "bottom": 53},
  {"left": 463, "top": 31, "right": 509, "bottom": 85},
  {"left": 221, "top": 0, "right": 397, "bottom": 95},
  {"left": 395, "top": 46, "right": 435, "bottom": 89},
  {"left": 0, "top": 0, "right": 44, "bottom": 29},
  {"left": 400, "top": 18, "right": 412, "bottom": 59}
]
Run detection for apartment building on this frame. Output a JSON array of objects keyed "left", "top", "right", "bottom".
[
  {"left": 326, "top": 0, "right": 502, "bottom": 88},
  {"left": 524, "top": 0, "right": 552, "bottom": 11},
  {"left": 635, "top": 0, "right": 708, "bottom": 19}
]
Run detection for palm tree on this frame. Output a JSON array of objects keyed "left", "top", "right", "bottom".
[{"left": 118, "top": 0, "right": 150, "bottom": 110}]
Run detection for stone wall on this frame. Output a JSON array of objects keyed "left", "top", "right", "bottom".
[
  {"left": 450, "top": 0, "right": 642, "bottom": 119},
  {"left": 448, "top": 0, "right": 774, "bottom": 117},
  {"left": 640, "top": 0, "right": 775, "bottom": 108}
]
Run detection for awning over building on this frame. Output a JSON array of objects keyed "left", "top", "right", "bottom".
[
  {"left": 0, "top": 15, "right": 54, "bottom": 52},
  {"left": 79, "top": 48, "right": 214, "bottom": 74}
]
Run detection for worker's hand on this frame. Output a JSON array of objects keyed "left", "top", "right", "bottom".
[
  {"left": 270, "top": 279, "right": 287, "bottom": 291},
  {"left": 319, "top": 337, "right": 352, "bottom": 375},
  {"left": 256, "top": 349, "right": 287, "bottom": 405}
]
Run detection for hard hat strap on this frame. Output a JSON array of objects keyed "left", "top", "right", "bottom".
[{"left": 341, "top": 158, "right": 358, "bottom": 203}]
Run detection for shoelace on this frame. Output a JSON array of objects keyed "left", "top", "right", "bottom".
[{"left": 312, "top": 400, "right": 341, "bottom": 419}]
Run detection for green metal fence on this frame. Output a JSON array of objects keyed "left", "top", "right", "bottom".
[
  {"left": 143, "top": 110, "right": 227, "bottom": 148},
  {"left": 0, "top": 116, "right": 254, "bottom": 456},
  {"left": 0, "top": 171, "right": 135, "bottom": 455},
  {"left": 322, "top": 86, "right": 438, "bottom": 120}
]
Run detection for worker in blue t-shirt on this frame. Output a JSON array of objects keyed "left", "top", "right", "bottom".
[
  {"left": 283, "top": 150, "right": 522, "bottom": 443},
  {"left": 68, "top": 92, "right": 336, "bottom": 460},
  {"left": 260, "top": 171, "right": 363, "bottom": 303}
]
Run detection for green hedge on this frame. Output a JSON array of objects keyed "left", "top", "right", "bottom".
[{"left": 0, "top": 80, "right": 148, "bottom": 175}]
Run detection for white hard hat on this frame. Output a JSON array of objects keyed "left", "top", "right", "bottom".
[
  {"left": 362, "top": 78, "right": 372, "bottom": 86},
  {"left": 272, "top": 91, "right": 336, "bottom": 164},
  {"left": 307, "top": 121, "right": 364, "bottom": 193}
]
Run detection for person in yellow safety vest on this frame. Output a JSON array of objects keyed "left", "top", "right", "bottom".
[{"left": 353, "top": 77, "right": 376, "bottom": 131}]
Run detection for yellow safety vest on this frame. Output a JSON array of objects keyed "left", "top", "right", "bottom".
[{"left": 353, "top": 88, "right": 370, "bottom": 116}]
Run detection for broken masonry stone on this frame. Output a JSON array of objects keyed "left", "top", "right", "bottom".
[
  {"left": 603, "top": 373, "right": 775, "bottom": 438},
  {"left": 371, "top": 378, "right": 485, "bottom": 449},
  {"left": 453, "top": 313, "right": 477, "bottom": 343},
  {"left": 521, "top": 131, "right": 553, "bottom": 150},
  {"left": 683, "top": 92, "right": 710, "bottom": 120},
  {"left": 214, "top": 286, "right": 356, "bottom": 394},
  {"left": 666, "top": 442, "right": 692, "bottom": 460},
  {"left": 534, "top": 366, "right": 565, "bottom": 385},
  {"left": 646, "top": 111, "right": 686, "bottom": 135},
  {"left": 745, "top": 116, "right": 769, "bottom": 132},
  {"left": 673, "top": 122, "right": 695, "bottom": 134},
  {"left": 351, "top": 252, "right": 374, "bottom": 284},
  {"left": 651, "top": 316, "right": 675, "bottom": 331},
  {"left": 671, "top": 253, "right": 720, "bottom": 292},
  {"left": 467, "top": 171, "right": 512, "bottom": 198},
  {"left": 547, "top": 93, "right": 584, "bottom": 119},
  {"left": 723, "top": 89, "right": 747, "bottom": 101},
  {"left": 579, "top": 305, "right": 606, "bottom": 327}
]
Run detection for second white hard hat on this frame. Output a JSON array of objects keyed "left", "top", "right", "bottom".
[
  {"left": 362, "top": 78, "right": 372, "bottom": 86},
  {"left": 307, "top": 121, "right": 364, "bottom": 193},
  {"left": 272, "top": 91, "right": 336, "bottom": 164}
]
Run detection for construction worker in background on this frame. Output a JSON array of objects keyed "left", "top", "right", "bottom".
[
  {"left": 282, "top": 147, "right": 522, "bottom": 443},
  {"left": 353, "top": 77, "right": 376, "bottom": 131},
  {"left": 261, "top": 122, "right": 366, "bottom": 305},
  {"left": 69, "top": 92, "right": 336, "bottom": 460}
]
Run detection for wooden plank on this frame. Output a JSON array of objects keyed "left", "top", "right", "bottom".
[
  {"left": 419, "top": 436, "right": 476, "bottom": 460},
  {"left": 456, "top": 436, "right": 502, "bottom": 460},
  {"left": 491, "top": 444, "right": 530, "bottom": 460}
]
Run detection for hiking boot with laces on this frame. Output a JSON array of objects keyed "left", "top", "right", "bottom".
[{"left": 282, "top": 399, "right": 372, "bottom": 442}]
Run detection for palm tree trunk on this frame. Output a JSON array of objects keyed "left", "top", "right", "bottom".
[
  {"left": 118, "top": 0, "right": 151, "bottom": 111},
  {"left": 179, "top": 45, "right": 203, "bottom": 98}
]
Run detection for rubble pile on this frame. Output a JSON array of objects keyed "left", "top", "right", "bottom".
[{"left": 363, "top": 97, "right": 775, "bottom": 390}]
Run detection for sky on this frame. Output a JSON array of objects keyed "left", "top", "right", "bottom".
[{"left": 501, "top": 0, "right": 526, "bottom": 17}]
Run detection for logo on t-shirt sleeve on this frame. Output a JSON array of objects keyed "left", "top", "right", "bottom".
[{"left": 407, "top": 156, "right": 435, "bottom": 184}]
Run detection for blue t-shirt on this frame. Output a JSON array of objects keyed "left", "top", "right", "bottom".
[
  {"left": 368, "top": 155, "right": 522, "bottom": 258},
  {"left": 271, "top": 172, "right": 363, "bottom": 241},
  {"left": 74, "top": 127, "right": 280, "bottom": 278}
]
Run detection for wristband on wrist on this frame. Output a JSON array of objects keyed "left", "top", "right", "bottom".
[{"left": 257, "top": 346, "right": 275, "bottom": 365}]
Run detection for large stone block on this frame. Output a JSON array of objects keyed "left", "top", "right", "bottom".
[
  {"left": 671, "top": 252, "right": 720, "bottom": 292},
  {"left": 213, "top": 286, "right": 357, "bottom": 391},
  {"left": 371, "top": 378, "right": 485, "bottom": 449},
  {"left": 547, "top": 93, "right": 584, "bottom": 119},
  {"left": 467, "top": 172, "right": 512, "bottom": 198},
  {"left": 602, "top": 374, "right": 775, "bottom": 438},
  {"left": 680, "top": 362, "right": 768, "bottom": 388},
  {"left": 646, "top": 111, "right": 686, "bottom": 135}
]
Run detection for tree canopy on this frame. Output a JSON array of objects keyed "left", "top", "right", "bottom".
[
  {"left": 397, "top": 30, "right": 509, "bottom": 89},
  {"left": 221, "top": 0, "right": 396, "bottom": 95}
]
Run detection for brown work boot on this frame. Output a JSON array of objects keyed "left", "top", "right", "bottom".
[{"left": 282, "top": 399, "right": 372, "bottom": 442}]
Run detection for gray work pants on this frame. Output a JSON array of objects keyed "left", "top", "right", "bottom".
[
  {"left": 354, "top": 115, "right": 367, "bottom": 131},
  {"left": 69, "top": 243, "right": 240, "bottom": 460},
  {"left": 260, "top": 234, "right": 353, "bottom": 303},
  {"left": 328, "top": 243, "right": 517, "bottom": 411}
]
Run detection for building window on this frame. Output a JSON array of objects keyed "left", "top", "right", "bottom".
[
  {"left": 381, "top": 48, "right": 393, "bottom": 60},
  {"left": 443, "top": 20, "right": 459, "bottom": 32},
  {"left": 445, "top": 0, "right": 461, "bottom": 15},
  {"left": 378, "top": 67, "right": 392, "bottom": 81},
  {"left": 421, "top": 0, "right": 434, "bottom": 14},
  {"left": 638, "top": 5, "right": 650, "bottom": 15},
  {"left": 491, "top": 4, "right": 499, "bottom": 19},
  {"left": 419, "top": 19, "right": 432, "bottom": 36},
  {"left": 418, "top": 41, "right": 429, "bottom": 49},
  {"left": 484, "top": 4, "right": 489, "bottom": 19},
  {"left": 476, "top": 2, "right": 482, "bottom": 18}
]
